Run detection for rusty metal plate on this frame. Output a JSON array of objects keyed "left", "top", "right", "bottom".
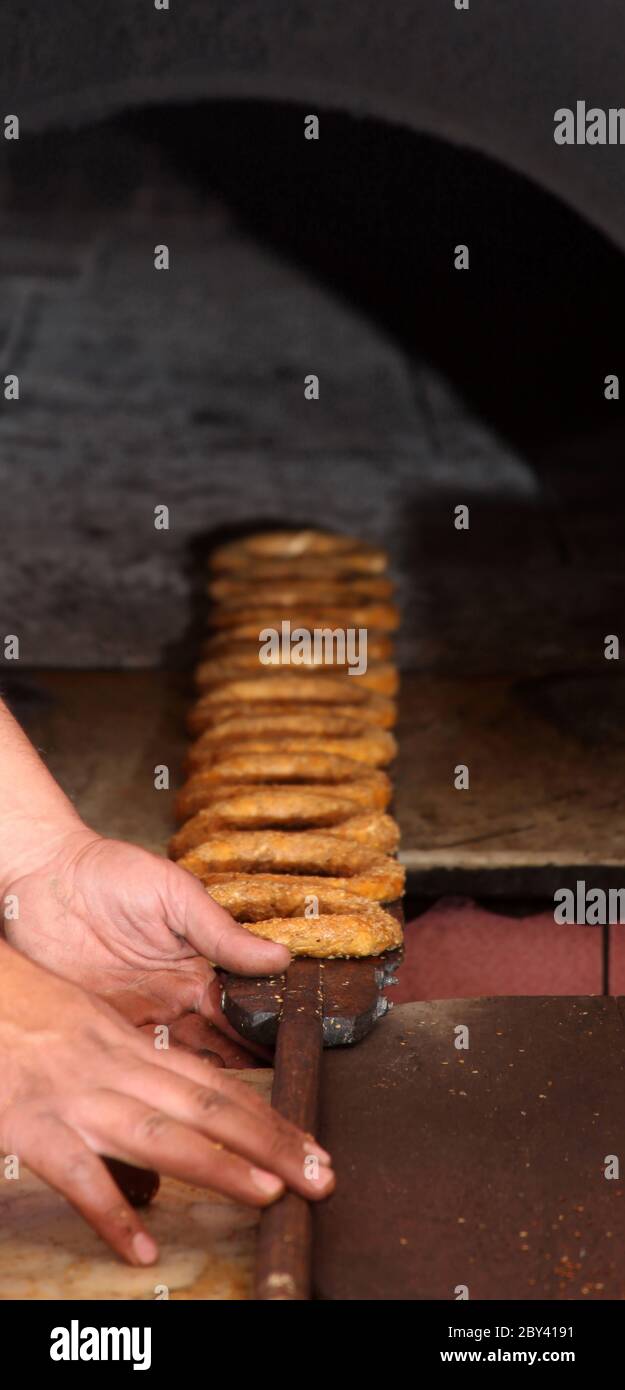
[{"left": 313, "top": 997, "right": 625, "bottom": 1300}]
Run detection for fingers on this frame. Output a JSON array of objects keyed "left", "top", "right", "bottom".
[
  {"left": 140, "top": 1016, "right": 225, "bottom": 1066},
  {"left": 105, "top": 960, "right": 217, "bottom": 1027},
  {"left": 173, "top": 1044, "right": 225, "bottom": 1067},
  {"left": 72, "top": 1088, "right": 290, "bottom": 1207},
  {"left": 167, "top": 1013, "right": 233, "bottom": 1066},
  {"left": 123, "top": 1010, "right": 266, "bottom": 1086},
  {"left": 142, "top": 1034, "right": 283, "bottom": 1118},
  {"left": 131, "top": 973, "right": 272, "bottom": 1062},
  {"left": 17, "top": 1113, "right": 159, "bottom": 1266},
  {"left": 107, "top": 1017, "right": 332, "bottom": 1182},
  {"left": 113, "top": 1063, "right": 334, "bottom": 1201},
  {"left": 169, "top": 865, "right": 292, "bottom": 974}
]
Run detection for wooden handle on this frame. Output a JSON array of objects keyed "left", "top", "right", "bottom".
[{"left": 255, "top": 959, "right": 323, "bottom": 1300}]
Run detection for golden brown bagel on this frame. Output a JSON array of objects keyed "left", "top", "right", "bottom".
[
  {"left": 175, "top": 755, "right": 391, "bottom": 820},
  {"left": 207, "top": 878, "right": 402, "bottom": 957},
  {"left": 208, "top": 604, "right": 399, "bottom": 634},
  {"left": 200, "top": 631, "right": 394, "bottom": 664},
  {"left": 175, "top": 779, "right": 390, "bottom": 818},
  {"left": 179, "top": 832, "right": 405, "bottom": 901},
  {"left": 188, "top": 710, "right": 392, "bottom": 745},
  {"left": 169, "top": 797, "right": 399, "bottom": 857},
  {"left": 189, "top": 673, "right": 394, "bottom": 708},
  {"left": 187, "top": 695, "right": 397, "bottom": 736},
  {"left": 210, "top": 555, "right": 387, "bottom": 579},
  {"left": 207, "top": 575, "right": 394, "bottom": 603},
  {"left": 210, "top": 530, "right": 387, "bottom": 573},
  {"left": 193, "top": 660, "right": 398, "bottom": 697},
  {"left": 186, "top": 729, "right": 397, "bottom": 771},
  {"left": 237, "top": 913, "right": 400, "bottom": 957}
]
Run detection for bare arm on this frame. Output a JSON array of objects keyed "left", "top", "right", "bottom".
[
  {"left": 0, "top": 696, "right": 334, "bottom": 1259},
  {"left": 0, "top": 696, "right": 85, "bottom": 893}
]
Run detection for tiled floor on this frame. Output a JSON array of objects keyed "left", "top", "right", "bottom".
[{"left": 397, "top": 903, "right": 603, "bottom": 1003}]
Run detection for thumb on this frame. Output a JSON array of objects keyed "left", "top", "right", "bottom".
[{"left": 169, "top": 863, "right": 291, "bottom": 975}]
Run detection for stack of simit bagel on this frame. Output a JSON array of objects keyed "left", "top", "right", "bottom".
[{"left": 169, "top": 530, "right": 404, "bottom": 958}]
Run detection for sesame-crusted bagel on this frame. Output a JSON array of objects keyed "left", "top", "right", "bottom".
[
  {"left": 175, "top": 780, "right": 391, "bottom": 823},
  {"left": 169, "top": 796, "right": 399, "bottom": 857},
  {"left": 208, "top": 603, "right": 399, "bottom": 634},
  {"left": 207, "top": 575, "right": 394, "bottom": 603},
  {"left": 175, "top": 755, "right": 391, "bottom": 820},
  {"left": 193, "top": 659, "right": 398, "bottom": 697},
  {"left": 199, "top": 632, "right": 394, "bottom": 665},
  {"left": 187, "top": 710, "right": 393, "bottom": 746},
  {"left": 177, "top": 831, "right": 405, "bottom": 902},
  {"left": 207, "top": 878, "right": 402, "bottom": 957},
  {"left": 189, "top": 673, "right": 395, "bottom": 708},
  {"left": 185, "top": 728, "right": 397, "bottom": 771},
  {"left": 209, "top": 530, "right": 388, "bottom": 574},
  {"left": 187, "top": 695, "right": 397, "bottom": 736}
]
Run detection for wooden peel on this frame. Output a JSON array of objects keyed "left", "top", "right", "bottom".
[
  {"left": 255, "top": 959, "right": 323, "bottom": 1300},
  {"left": 220, "top": 914, "right": 402, "bottom": 1300}
]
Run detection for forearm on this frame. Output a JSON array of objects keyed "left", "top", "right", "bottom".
[{"left": 0, "top": 696, "right": 86, "bottom": 896}]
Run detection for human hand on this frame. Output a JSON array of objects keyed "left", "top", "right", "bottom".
[
  {"left": 3, "top": 828, "right": 290, "bottom": 1037},
  {"left": 0, "top": 945, "right": 333, "bottom": 1264}
]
